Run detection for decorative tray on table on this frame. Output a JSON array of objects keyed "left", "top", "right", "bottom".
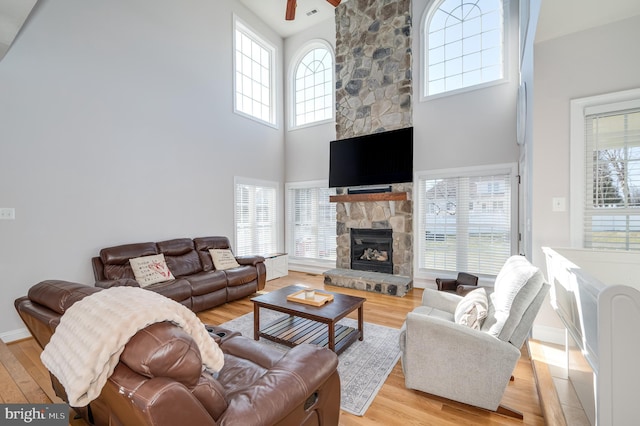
[{"left": 286, "top": 289, "right": 334, "bottom": 306}]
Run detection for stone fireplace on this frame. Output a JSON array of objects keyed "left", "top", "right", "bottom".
[{"left": 323, "top": 0, "right": 413, "bottom": 296}]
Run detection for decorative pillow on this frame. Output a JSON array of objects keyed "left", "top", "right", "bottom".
[
  {"left": 454, "top": 287, "right": 488, "bottom": 330},
  {"left": 209, "top": 249, "right": 240, "bottom": 270},
  {"left": 129, "top": 254, "right": 175, "bottom": 287},
  {"left": 486, "top": 255, "right": 545, "bottom": 341}
]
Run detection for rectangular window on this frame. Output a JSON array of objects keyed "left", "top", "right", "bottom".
[
  {"left": 285, "top": 181, "right": 336, "bottom": 261},
  {"left": 234, "top": 178, "right": 278, "bottom": 256},
  {"left": 416, "top": 164, "right": 517, "bottom": 276},
  {"left": 584, "top": 107, "right": 640, "bottom": 250},
  {"left": 233, "top": 17, "right": 276, "bottom": 126}
]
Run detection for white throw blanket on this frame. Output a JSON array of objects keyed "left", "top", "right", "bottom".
[{"left": 40, "top": 286, "right": 224, "bottom": 407}]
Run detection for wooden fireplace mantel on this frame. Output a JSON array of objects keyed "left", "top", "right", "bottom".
[{"left": 329, "top": 192, "right": 408, "bottom": 203}]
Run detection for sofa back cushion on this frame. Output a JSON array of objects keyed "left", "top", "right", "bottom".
[
  {"left": 481, "top": 255, "right": 545, "bottom": 342},
  {"left": 100, "top": 242, "right": 158, "bottom": 280},
  {"left": 119, "top": 322, "right": 202, "bottom": 389},
  {"left": 194, "top": 237, "right": 232, "bottom": 272},
  {"left": 157, "top": 238, "right": 203, "bottom": 277}
]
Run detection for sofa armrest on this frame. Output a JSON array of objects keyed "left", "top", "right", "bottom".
[
  {"left": 435, "top": 278, "right": 458, "bottom": 292},
  {"left": 403, "top": 311, "right": 521, "bottom": 410},
  {"left": 235, "top": 255, "right": 265, "bottom": 266},
  {"left": 219, "top": 343, "right": 339, "bottom": 426},
  {"left": 95, "top": 278, "right": 140, "bottom": 289},
  {"left": 100, "top": 375, "right": 216, "bottom": 426},
  {"left": 421, "top": 288, "right": 461, "bottom": 313}
]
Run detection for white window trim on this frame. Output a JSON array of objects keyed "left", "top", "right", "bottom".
[
  {"left": 233, "top": 176, "right": 283, "bottom": 254},
  {"left": 569, "top": 88, "right": 640, "bottom": 248},
  {"left": 419, "top": 0, "right": 510, "bottom": 102},
  {"left": 284, "top": 180, "right": 337, "bottom": 269},
  {"left": 413, "top": 162, "right": 518, "bottom": 281},
  {"left": 288, "top": 39, "right": 336, "bottom": 131},
  {"left": 232, "top": 15, "right": 278, "bottom": 129}
]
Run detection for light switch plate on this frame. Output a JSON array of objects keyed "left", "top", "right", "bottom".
[{"left": 0, "top": 208, "right": 15, "bottom": 220}]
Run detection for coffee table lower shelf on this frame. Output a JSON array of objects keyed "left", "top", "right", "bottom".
[{"left": 258, "top": 315, "right": 359, "bottom": 355}]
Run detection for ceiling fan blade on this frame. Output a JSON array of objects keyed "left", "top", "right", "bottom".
[
  {"left": 326, "top": 0, "right": 341, "bottom": 6},
  {"left": 286, "top": 0, "right": 296, "bottom": 21}
]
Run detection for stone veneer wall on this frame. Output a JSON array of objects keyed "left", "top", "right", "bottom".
[
  {"left": 332, "top": 0, "right": 413, "bottom": 281},
  {"left": 335, "top": 183, "right": 413, "bottom": 277},
  {"left": 335, "top": 0, "right": 412, "bottom": 137}
]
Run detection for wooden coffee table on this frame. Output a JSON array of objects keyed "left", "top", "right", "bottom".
[{"left": 251, "top": 285, "right": 365, "bottom": 354}]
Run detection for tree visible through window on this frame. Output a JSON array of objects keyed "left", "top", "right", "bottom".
[
  {"left": 424, "top": 0, "right": 504, "bottom": 97},
  {"left": 585, "top": 109, "right": 640, "bottom": 250},
  {"left": 294, "top": 46, "right": 333, "bottom": 127}
]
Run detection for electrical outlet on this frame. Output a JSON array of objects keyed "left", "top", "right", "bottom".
[
  {"left": 552, "top": 197, "right": 566, "bottom": 212},
  {"left": 0, "top": 208, "right": 15, "bottom": 220}
]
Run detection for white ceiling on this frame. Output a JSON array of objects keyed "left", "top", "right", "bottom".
[
  {"left": 241, "top": 0, "right": 640, "bottom": 42},
  {"left": 536, "top": 0, "right": 640, "bottom": 43},
  {"left": 239, "top": 0, "right": 342, "bottom": 38}
]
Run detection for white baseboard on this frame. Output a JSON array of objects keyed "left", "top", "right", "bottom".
[
  {"left": 1, "top": 327, "right": 32, "bottom": 343},
  {"left": 531, "top": 324, "right": 565, "bottom": 345}
]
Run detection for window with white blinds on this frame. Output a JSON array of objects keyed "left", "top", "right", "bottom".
[
  {"left": 584, "top": 107, "right": 640, "bottom": 250},
  {"left": 416, "top": 164, "right": 517, "bottom": 276},
  {"left": 234, "top": 178, "right": 278, "bottom": 256},
  {"left": 285, "top": 182, "right": 336, "bottom": 261}
]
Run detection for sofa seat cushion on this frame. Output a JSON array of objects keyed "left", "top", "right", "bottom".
[
  {"left": 224, "top": 266, "right": 257, "bottom": 287},
  {"left": 187, "top": 271, "right": 228, "bottom": 297},
  {"left": 158, "top": 239, "right": 203, "bottom": 277},
  {"left": 412, "top": 305, "right": 455, "bottom": 322},
  {"left": 144, "top": 279, "right": 192, "bottom": 303}
]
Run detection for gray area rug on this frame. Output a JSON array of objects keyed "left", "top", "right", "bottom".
[{"left": 219, "top": 309, "right": 401, "bottom": 416}]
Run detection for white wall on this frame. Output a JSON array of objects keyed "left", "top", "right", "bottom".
[
  {"left": 532, "top": 16, "right": 640, "bottom": 266},
  {"left": 412, "top": 0, "right": 520, "bottom": 172},
  {"left": 284, "top": 18, "right": 336, "bottom": 183},
  {"left": 0, "top": 0, "right": 284, "bottom": 338},
  {"left": 530, "top": 15, "right": 640, "bottom": 338}
]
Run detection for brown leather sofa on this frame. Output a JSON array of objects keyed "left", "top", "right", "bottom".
[
  {"left": 15, "top": 280, "right": 341, "bottom": 426},
  {"left": 91, "top": 236, "right": 266, "bottom": 312}
]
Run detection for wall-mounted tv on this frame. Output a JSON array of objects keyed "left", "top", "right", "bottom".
[{"left": 329, "top": 127, "right": 413, "bottom": 188}]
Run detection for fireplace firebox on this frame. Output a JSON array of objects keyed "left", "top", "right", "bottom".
[{"left": 350, "top": 229, "right": 393, "bottom": 274}]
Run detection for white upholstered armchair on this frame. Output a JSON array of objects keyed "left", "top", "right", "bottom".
[{"left": 399, "top": 255, "right": 549, "bottom": 416}]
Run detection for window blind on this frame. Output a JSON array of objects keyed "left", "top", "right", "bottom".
[
  {"left": 286, "top": 184, "right": 336, "bottom": 261},
  {"left": 234, "top": 181, "right": 277, "bottom": 256},
  {"left": 417, "top": 167, "right": 515, "bottom": 276},
  {"left": 584, "top": 108, "right": 640, "bottom": 250}
]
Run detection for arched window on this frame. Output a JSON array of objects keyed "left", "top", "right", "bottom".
[
  {"left": 292, "top": 42, "right": 334, "bottom": 128},
  {"left": 423, "top": 0, "right": 505, "bottom": 98}
]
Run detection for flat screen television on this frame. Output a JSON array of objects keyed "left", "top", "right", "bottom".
[{"left": 329, "top": 127, "right": 413, "bottom": 188}]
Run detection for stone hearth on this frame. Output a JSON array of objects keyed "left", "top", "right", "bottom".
[{"left": 324, "top": 268, "right": 412, "bottom": 297}]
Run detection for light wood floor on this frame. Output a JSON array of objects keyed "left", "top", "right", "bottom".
[{"left": 5, "top": 271, "right": 546, "bottom": 425}]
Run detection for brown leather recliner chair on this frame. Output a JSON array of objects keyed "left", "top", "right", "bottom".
[
  {"left": 435, "top": 272, "right": 478, "bottom": 295},
  {"left": 15, "top": 280, "right": 340, "bottom": 426}
]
